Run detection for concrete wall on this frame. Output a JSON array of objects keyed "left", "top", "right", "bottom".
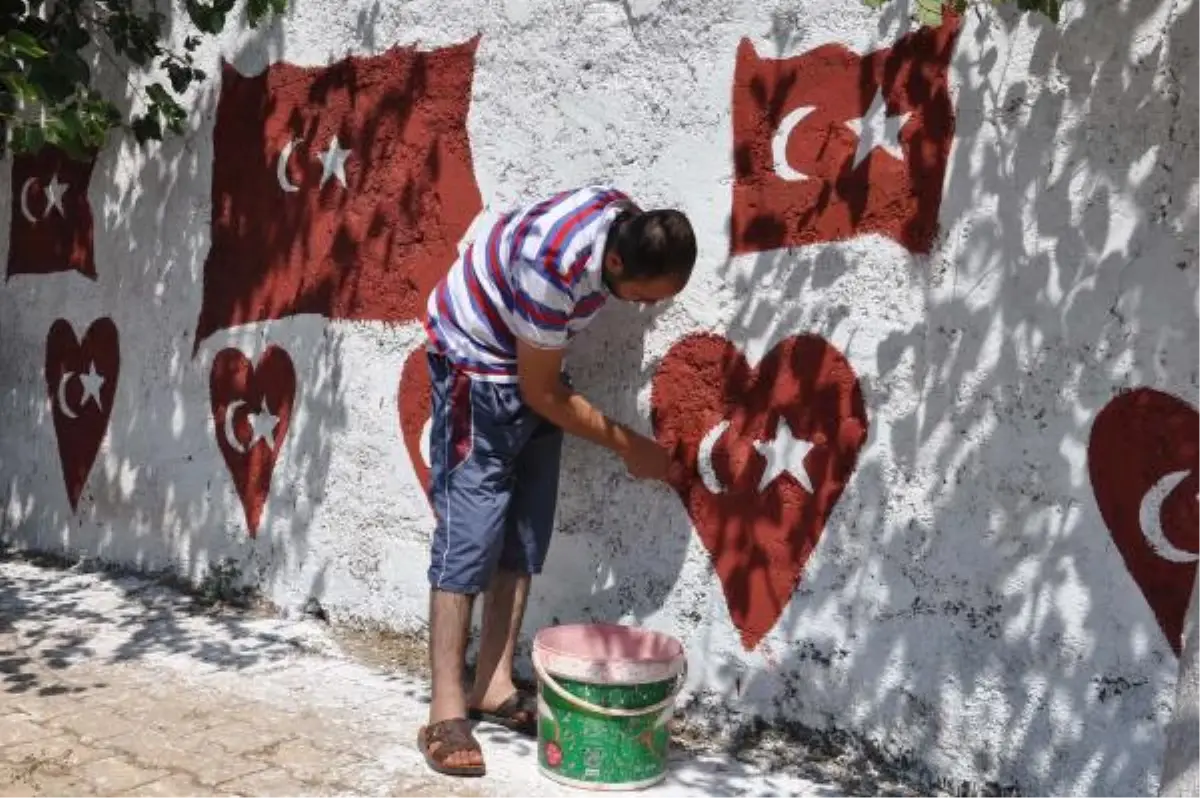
[{"left": 1, "top": 0, "right": 1196, "bottom": 794}]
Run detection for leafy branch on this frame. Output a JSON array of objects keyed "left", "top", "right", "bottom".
[
  {"left": 0, "top": 0, "right": 287, "bottom": 160},
  {"left": 863, "top": 0, "right": 1064, "bottom": 26}
]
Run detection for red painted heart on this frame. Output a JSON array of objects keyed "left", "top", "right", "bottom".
[
  {"left": 398, "top": 347, "right": 433, "bottom": 500},
  {"left": 209, "top": 346, "right": 296, "bottom": 537},
  {"left": 651, "top": 333, "right": 868, "bottom": 651},
  {"left": 1088, "top": 387, "right": 1198, "bottom": 656},
  {"left": 44, "top": 317, "right": 120, "bottom": 511}
]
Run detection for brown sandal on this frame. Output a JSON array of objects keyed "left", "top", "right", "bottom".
[
  {"left": 468, "top": 689, "right": 538, "bottom": 738},
  {"left": 418, "top": 718, "right": 486, "bottom": 777}
]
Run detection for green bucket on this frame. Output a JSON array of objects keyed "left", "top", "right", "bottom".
[{"left": 533, "top": 623, "right": 687, "bottom": 791}]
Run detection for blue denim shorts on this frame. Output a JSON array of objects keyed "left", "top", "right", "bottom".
[{"left": 425, "top": 351, "right": 564, "bottom": 594}]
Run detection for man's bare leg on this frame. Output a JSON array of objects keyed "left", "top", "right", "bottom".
[
  {"left": 469, "top": 568, "right": 530, "bottom": 710},
  {"left": 426, "top": 588, "right": 482, "bottom": 769}
]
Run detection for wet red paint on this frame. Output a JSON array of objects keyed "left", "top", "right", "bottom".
[
  {"left": 8, "top": 146, "right": 97, "bottom": 280},
  {"left": 651, "top": 333, "right": 868, "bottom": 651},
  {"left": 193, "top": 37, "right": 483, "bottom": 351},
  {"left": 730, "top": 13, "right": 959, "bottom": 256},
  {"left": 1088, "top": 388, "right": 1198, "bottom": 655},
  {"left": 398, "top": 347, "right": 433, "bottom": 498},
  {"left": 210, "top": 346, "right": 296, "bottom": 537},
  {"left": 44, "top": 318, "right": 119, "bottom": 510}
]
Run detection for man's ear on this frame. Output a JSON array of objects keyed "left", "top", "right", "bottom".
[{"left": 605, "top": 251, "right": 624, "bottom": 277}]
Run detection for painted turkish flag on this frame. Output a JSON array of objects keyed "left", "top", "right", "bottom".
[
  {"left": 7, "top": 145, "right": 97, "bottom": 279},
  {"left": 1089, "top": 388, "right": 1198, "bottom": 656},
  {"left": 45, "top": 317, "right": 119, "bottom": 510},
  {"left": 730, "top": 14, "right": 960, "bottom": 256},
  {"left": 210, "top": 346, "right": 296, "bottom": 537},
  {"left": 651, "top": 333, "right": 868, "bottom": 650},
  {"left": 193, "top": 37, "right": 484, "bottom": 351}
]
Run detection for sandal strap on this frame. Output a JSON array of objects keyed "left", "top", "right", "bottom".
[{"left": 426, "top": 718, "right": 480, "bottom": 751}]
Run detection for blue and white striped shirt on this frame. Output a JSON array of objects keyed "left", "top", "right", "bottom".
[{"left": 424, "top": 186, "right": 637, "bottom": 381}]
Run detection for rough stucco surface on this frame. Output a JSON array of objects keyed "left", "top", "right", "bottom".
[{"left": 0, "top": 1, "right": 1197, "bottom": 795}]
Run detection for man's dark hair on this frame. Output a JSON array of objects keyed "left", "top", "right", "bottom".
[{"left": 612, "top": 209, "right": 697, "bottom": 283}]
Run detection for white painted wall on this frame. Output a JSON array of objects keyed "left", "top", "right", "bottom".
[{"left": 1, "top": 1, "right": 1196, "bottom": 795}]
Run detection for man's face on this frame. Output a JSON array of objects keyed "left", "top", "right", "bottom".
[{"left": 603, "top": 254, "right": 688, "bottom": 305}]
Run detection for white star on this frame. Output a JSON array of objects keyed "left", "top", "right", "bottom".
[
  {"left": 78, "top": 361, "right": 104, "bottom": 410},
  {"left": 753, "top": 418, "right": 815, "bottom": 494},
  {"left": 317, "top": 136, "right": 351, "bottom": 188},
  {"left": 43, "top": 173, "right": 68, "bottom": 218},
  {"left": 843, "top": 88, "right": 911, "bottom": 170},
  {"left": 247, "top": 402, "right": 280, "bottom": 450}
]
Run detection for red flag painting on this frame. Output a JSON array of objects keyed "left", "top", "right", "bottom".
[
  {"left": 45, "top": 317, "right": 119, "bottom": 510},
  {"left": 210, "top": 346, "right": 296, "bottom": 537},
  {"left": 1089, "top": 388, "right": 1198, "bottom": 656},
  {"left": 730, "top": 14, "right": 960, "bottom": 256},
  {"left": 651, "top": 333, "right": 869, "bottom": 651},
  {"left": 193, "top": 37, "right": 484, "bottom": 351},
  {"left": 7, "top": 145, "right": 97, "bottom": 279}
]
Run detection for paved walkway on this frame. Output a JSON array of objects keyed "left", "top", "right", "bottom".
[{"left": 0, "top": 557, "right": 841, "bottom": 797}]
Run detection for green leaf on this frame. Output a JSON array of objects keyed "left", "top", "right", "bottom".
[
  {"left": 248, "top": 0, "right": 271, "bottom": 24},
  {"left": 915, "top": 0, "right": 945, "bottom": 26},
  {"left": 146, "top": 82, "right": 173, "bottom": 106},
  {"left": 27, "top": 59, "right": 75, "bottom": 102},
  {"left": 4, "top": 30, "right": 49, "bottom": 59},
  {"left": 12, "top": 123, "right": 46, "bottom": 154},
  {"left": 60, "top": 21, "right": 90, "bottom": 51}
]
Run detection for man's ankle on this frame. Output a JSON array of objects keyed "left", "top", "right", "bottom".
[{"left": 429, "top": 694, "right": 468, "bottom": 724}]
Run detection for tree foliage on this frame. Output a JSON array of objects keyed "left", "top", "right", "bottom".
[
  {"left": 864, "top": 0, "right": 1063, "bottom": 27},
  {"left": 0, "top": 0, "right": 286, "bottom": 160}
]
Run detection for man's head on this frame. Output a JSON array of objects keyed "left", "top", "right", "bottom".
[{"left": 602, "top": 208, "right": 697, "bottom": 304}]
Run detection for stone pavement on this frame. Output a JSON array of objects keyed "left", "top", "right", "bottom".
[{"left": 1, "top": 557, "right": 843, "bottom": 797}]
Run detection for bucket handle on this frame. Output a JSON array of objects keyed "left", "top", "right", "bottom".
[{"left": 532, "top": 652, "right": 688, "bottom": 719}]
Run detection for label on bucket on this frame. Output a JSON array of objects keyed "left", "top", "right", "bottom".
[{"left": 538, "top": 675, "right": 672, "bottom": 788}]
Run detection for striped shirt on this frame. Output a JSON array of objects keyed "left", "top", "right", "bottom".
[{"left": 424, "top": 186, "right": 637, "bottom": 382}]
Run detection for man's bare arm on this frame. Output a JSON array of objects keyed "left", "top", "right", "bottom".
[{"left": 515, "top": 339, "right": 634, "bottom": 455}]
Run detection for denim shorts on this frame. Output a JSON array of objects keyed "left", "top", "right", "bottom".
[{"left": 425, "top": 351, "right": 564, "bottom": 594}]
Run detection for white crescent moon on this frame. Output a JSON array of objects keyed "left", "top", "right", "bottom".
[
  {"left": 222, "top": 400, "right": 248, "bottom": 454},
  {"left": 772, "top": 105, "right": 816, "bottom": 182},
  {"left": 697, "top": 420, "right": 730, "bottom": 495},
  {"left": 276, "top": 139, "right": 300, "bottom": 193},
  {"left": 56, "top": 371, "right": 78, "bottom": 419},
  {"left": 20, "top": 178, "right": 38, "bottom": 223},
  {"left": 1138, "top": 470, "right": 1198, "bottom": 564}
]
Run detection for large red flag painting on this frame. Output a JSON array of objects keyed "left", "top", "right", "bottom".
[
  {"left": 730, "top": 14, "right": 959, "bottom": 256},
  {"left": 193, "top": 37, "right": 484, "bottom": 351},
  {"left": 7, "top": 145, "right": 97, "bottom": 280}
]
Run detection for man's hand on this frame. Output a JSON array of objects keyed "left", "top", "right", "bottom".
[
  {"left": 620, "top": 432, "right": 674, "bottom": 482},
  {"left": 516, "top": 339, "right": 676, "bottom": 483}
]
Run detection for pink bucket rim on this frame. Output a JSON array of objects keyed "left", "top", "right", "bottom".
[{"left": 533, "top": 622, "right": 685, "bottom": 665}]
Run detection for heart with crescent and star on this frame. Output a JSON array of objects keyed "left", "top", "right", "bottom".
[
  {"left": 44, "top": 317, "right": 120, "bottom": 511},
  {"left": 1088, "top": 387, "right": 1198, "bottom": 656},
  {"left": 209, "top": 346, "right": 296, "bottom": 537},
  {"left": 651, "top": 332, "right": 869, "bottom": 651}
]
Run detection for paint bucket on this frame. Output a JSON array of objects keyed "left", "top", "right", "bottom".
[{"left": 532, "top": 623, "right": 687, "bottom": 791}]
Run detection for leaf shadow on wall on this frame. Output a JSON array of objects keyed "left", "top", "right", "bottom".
[
  {"left": 0, "top": 3, "right": 469, "bottom": 693},
  {"left": 666, "top": 2, "right": 1198, "bottom": 797}
]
